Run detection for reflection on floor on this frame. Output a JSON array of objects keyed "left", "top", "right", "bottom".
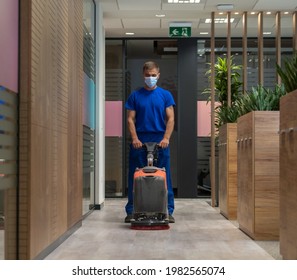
[{"left": 45, "top": 198, "right": 281, "bottom": 260}]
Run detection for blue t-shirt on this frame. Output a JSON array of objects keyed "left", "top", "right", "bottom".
[{"left": 125, "top": 87, "right": 175, "bottom": 136}]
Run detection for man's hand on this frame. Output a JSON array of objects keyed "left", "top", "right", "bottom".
[
  {"left": 132, "top": 138, "right": 143, "bottom": 149},
  {"left": 159, "top": 137, "right": 169, "bottom": 149}
]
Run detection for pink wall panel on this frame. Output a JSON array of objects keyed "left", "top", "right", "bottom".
[
  {"left": 197, "top": 101, "right": 219, "bottom": 137},
  {"left": 0, "top": 0, "right": 19, "bottom": 92},
  {"left": 105, "top": 101, "right": 123, "bottom": 137},
  {"left": 197, "top": 101, "right": 211, "bottom": 137}
]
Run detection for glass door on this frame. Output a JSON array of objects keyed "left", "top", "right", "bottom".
[
  {"left": 82, "top": 0, "right": 96, "bottom": 215},
  {"left": 105, "top": 40, "right": 125, "bottom": 197}
]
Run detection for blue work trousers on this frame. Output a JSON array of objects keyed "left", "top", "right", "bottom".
[{"left": 125, "top": 142, "right": 175, "bottom": 215}]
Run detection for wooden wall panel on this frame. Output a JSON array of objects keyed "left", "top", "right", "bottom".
[
  {"left": 19, "top": 0, "right": 32, "bottom": 260},
  {"left": 19, "top": 0, "right": 83, "bottom": 259}
]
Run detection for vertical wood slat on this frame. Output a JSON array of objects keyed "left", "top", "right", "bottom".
[
  {"left": 227, "top": 12, "right": 231, "bottom": 107},
  {"left": 19, "top": 0, "right": 83, "bottom": 259},
  {"left": 242, "top": 12, "right": 248, "bottom": 93},
  {"left": 210, "top": 12, "right": 216, "bottom": 206},
  {"left": 293, "top": 12, "right": 297, "bottom": 52},
  {"left": 275, "top": 12, "right": 281, "bottom": 85},
  {"left": 258, "top": 12, "right": 264, "bottom": 85}
]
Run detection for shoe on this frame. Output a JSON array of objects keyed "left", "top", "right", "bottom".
[
  {"left": 124, "top": 214, "right": 133, "bottom": 223},
  {"left": 169, "top": 215, "right": 175, "bottom": 223}
]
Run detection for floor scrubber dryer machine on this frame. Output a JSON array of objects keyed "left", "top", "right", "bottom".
[{"left": 130, "top": 142, "right": 170, "bottom": 230}]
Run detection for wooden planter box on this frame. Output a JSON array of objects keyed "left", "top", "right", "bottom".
[
  {"left": 279, "top": 89, "right": 297, "bottom": 259},
  {"left": 218, "top": 123, "right": 238, "bottom": 220},
  {"left": 237, "top": 111, "right": 280, "bottom": 240}
]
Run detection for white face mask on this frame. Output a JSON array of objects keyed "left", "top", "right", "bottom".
[{"left": 144, "top": 76, "right": 158, "bottom": 88}]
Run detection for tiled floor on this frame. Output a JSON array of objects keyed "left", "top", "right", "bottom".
[{"left": 45, "top": 198, "right": 280, "bottom": 260}]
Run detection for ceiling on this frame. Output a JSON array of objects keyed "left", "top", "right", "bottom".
[{"left": 98, "top": 0, "right": 297, "bottom": 38}]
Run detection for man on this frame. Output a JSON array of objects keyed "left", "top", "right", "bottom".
[{"left": 124, "top": 61, "right": 176, "bottom": 223}]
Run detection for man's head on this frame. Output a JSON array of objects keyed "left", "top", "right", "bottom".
[
  {"left": 143, "top": 61, "right": 160, "bottom": 74},
  {"left": 143, "top": 61, "right": 160, "bottom": 89}
]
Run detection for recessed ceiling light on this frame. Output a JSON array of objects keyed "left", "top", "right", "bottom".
[
  {"left": 156, "top": 14, "right": 165, "bottom": 17},
  {"left": 205, "top": 18, "right": 235, "bottom": 24},
  {"left": 168, "top": 0, "right": 200, "bottom": 3},
  {"left": 125, "top": 32, "right": 135, "bottom": 35},
  {"left": 200, "top": 32, "right": 209, "bottom": 35},
  {"left": 263, "top": 32, "right": 272, "bottom": 35}
]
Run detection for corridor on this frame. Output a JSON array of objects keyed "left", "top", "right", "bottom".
[{"left": 45, "top": 199, "right": 280, "bottom": 260}]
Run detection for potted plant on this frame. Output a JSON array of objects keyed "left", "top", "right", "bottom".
[
  {"left": 276, "top": 54, "right": 297, "bottom": 93},
  {"left": 203, "top": 56, "right": 243, "bottom": 132},
  {"left": 236, "top": 83, "right": 286, "bottom": 240},
  {"left": 203, "top": 56, "right": 242, "bottom": 219},
  {"left": 236, "top": 84, "right": 286, "bottom": 113},
  {"left": 276, "top": 54, "right": 297, "bottom": 259}
]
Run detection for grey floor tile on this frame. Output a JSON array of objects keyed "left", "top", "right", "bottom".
[{"left": 44, "top": 198, "right": 280, "bottom": 260}]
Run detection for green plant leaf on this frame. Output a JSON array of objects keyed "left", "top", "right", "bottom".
[
  {"left": 276, "top": 54, "right": 297, "bottom": 93},
  {"left": 202, "top": 56, "right": 243, "bottom": 129},
  {"left": 237, "top": 84, "right": 286, "bottom": 113}
]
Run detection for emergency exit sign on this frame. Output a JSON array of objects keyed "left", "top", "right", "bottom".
[{"left": 169, "top": 26, "right": 191, "bottom": 37}]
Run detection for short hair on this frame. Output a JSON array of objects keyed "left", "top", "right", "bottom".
[{"left": 143, "top": 61, "right": 160, "bottom": 73}]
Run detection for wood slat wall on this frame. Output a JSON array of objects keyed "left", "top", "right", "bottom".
[{"left": 19, "top": 0, "right": 83, "bottom": 259}]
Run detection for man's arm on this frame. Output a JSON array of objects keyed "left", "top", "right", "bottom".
[
  {"left": 159, "top": 105, "right": 175, "bottom": 148},
  {"left": 127, "top": 110, "right": 143, "bottom": 148}
]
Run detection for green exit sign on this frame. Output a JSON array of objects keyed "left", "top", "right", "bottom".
[{"left": 169, "top": 26, "right": 191, "bottom": 37}]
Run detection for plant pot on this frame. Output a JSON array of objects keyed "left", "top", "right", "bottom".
[
  {"left": 279, "top": 89, "right": 297, "bottom": 259},
  {"left": 218, "top": 123, "right": 238, "bottom": 220},
  {"left": 237, "top": 111, "right": 280, "bottom": 240}
]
